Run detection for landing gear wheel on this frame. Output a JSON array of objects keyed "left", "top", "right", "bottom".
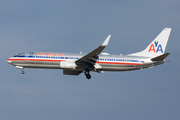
[
  {"left": 84, "top": 69, "right": 91, "bottom": 79},
  {"left": 86, "top": 74, "right": 91, "bottom": 79},
  {"left": 21, "top": 71, "right": 25, "bottom": 74}
]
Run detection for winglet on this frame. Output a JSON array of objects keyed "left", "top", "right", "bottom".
[{"left": 102, "top": 35, "right": 111, "bottom": 46}]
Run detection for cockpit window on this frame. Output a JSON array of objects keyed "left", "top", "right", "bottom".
[
  {"left": 14, "top": 55, "right": 19, "bottom": 57},
  {"left": 19, "top": 53, "right": 25, "bottom": 56},
  {"left": 14, "top": 53, "right": 26, "bottom": 57},
  {"left": 19, "top": 53, "right": 26, "bottom": 57}
]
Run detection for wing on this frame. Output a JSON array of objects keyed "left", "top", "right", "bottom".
[{"left": 75, "top": 35, "right": 111, "bottom": 66}]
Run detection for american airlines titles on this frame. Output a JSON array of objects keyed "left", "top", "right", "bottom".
[{"left": 37, "top": 52, "right": 64, "bottom": 56}]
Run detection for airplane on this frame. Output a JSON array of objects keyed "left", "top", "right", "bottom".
[{"left": 7, "top": 28, "right": 171, "bottom": 79}]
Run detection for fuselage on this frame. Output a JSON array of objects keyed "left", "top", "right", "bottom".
[
  {"left": 7, "top": 52, "right": 161, "bottom": 72},
  {"left": 6, "top": 28, "right": 171, "bottom": 79}
]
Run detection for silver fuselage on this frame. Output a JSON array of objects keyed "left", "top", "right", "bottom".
[{"left": 7, "top": 52, "right": 163, "bottom": 72}]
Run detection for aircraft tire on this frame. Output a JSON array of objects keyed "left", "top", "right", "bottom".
[
  {"left": 86, "top": 74, "right": 91, "bottom": 79},
  {"left": 21, "top": 71, "right": 25, "bottom": 74}
]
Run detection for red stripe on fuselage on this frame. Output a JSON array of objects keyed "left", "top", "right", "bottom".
[
  {"left": 7, "top": 58, "right": 142, "bottom": 66},
  {"left": 7, "top": 58, "right": 65, "bottom": 62}
]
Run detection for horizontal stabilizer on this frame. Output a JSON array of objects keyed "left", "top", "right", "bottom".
[{"left": 151, "top": 52, "right": 170, "bottom": 61}]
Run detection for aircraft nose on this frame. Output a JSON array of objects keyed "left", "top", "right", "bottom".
[{"left": 7, "top": 59, "right": 12, "bottom": 64}]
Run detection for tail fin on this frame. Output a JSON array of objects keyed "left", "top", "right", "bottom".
[{"left": 129, "top": 28, "right": 171, "bottom": 58}]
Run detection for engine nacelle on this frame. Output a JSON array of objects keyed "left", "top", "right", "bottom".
[{"left": 60, "top": 61, "right": 77, "bottom": 69}]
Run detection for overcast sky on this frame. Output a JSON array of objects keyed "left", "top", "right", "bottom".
[{"left": 0, "top": 0, "right": 180, "bottom": 120}]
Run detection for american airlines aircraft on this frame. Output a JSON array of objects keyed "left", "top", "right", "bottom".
[{"left": 7, "top": 28, "right": 171, "bottom": 79}]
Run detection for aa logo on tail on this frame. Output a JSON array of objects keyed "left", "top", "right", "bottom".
[{"left": 148, "top": 41, "right": 163, "bottom": 53}]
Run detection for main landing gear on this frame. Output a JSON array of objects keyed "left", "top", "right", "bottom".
[{"left": 84, "top": 69, "right": 91, "bottom": 79}]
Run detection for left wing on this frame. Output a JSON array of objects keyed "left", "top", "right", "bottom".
[{"left": 75, "top": 35, "right": 111, "bottom": 66}]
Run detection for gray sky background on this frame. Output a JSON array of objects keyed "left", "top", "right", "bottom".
[{"left": 0, "top": 0, "right": 180, "bottom": 120}]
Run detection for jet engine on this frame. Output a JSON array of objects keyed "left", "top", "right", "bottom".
[{"left": 60, "top": 61, "right": 77, "bottom": 69}]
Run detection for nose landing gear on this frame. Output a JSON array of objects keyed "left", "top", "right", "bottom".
[
  {"left": 21, "top": 70, "right": 25, "bottom": 74},
  {"left": 15, "top": 66, "right": 25, "bottom": 74},
  {"left": 84, "top": 69, "right": 91, "bottom": 79}
]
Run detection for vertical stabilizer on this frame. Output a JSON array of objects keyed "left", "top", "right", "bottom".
[{"left": 129, "top": 28, "right": 171, "bottom": 58}]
